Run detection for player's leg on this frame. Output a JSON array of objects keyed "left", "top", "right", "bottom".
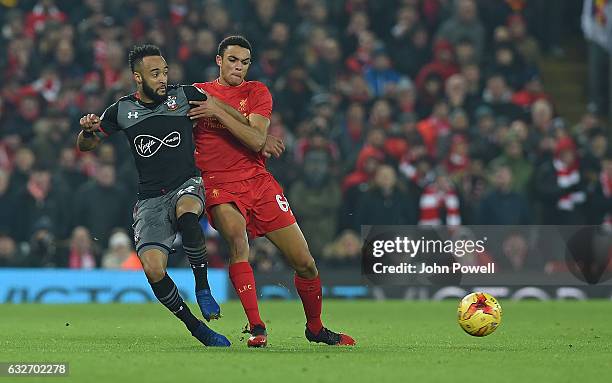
[
  {"left": 265, "top": 223, "right": 355, "bottom": 346},
  {"left": 175, "top": 194, "right": 220, "bottom": 321},
  {"left": 211, "top": 203, "right": 267, "bottom": 347},
  {"left": 138, "top": 247, "right": 229, "bottom": 347}
]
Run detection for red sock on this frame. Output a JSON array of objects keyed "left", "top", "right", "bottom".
[
  {"left": 229, "top": 262, "right": 264, "bottom": 329},
  {"left": 294, "top": 274, "right": 323, "bottom": 334}
]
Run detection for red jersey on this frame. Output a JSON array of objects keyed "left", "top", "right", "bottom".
[{"left": 193, "top": 79, "right": 273, "bottom": 186}]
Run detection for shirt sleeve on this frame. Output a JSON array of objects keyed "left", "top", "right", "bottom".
[
  {"left": 98, "top": 102, "right": 121, "bottom": 137},
  {"left": 183, "top": 84, "right": 208, "bottom": 103},
  {"left": 249, "top": 83, "right": 273, "bottom": 119}
]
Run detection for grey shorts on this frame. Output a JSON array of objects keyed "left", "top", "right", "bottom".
[{"left": 132, "top": 177, "right": 205, "bottom": 256}]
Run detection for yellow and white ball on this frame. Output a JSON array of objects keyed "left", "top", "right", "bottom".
[{"left": 457, "top": 292, "right": 502, "bottom": 336}]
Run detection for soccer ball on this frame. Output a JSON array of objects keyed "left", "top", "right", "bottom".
[{"left": 457, "top": 292, "right": 502, "bottom": 337}]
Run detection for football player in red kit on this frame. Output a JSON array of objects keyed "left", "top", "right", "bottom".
[{"left": 188, "top": 36, "right": 355, "bottom": 347}]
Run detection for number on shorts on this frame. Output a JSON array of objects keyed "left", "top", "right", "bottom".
[{"left": 275, "top": 194, "right": 290, "bottom": 212}]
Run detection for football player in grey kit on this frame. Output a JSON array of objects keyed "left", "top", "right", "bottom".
[{"left": 77, "top": 44, "right": 229, "bottom": 347}]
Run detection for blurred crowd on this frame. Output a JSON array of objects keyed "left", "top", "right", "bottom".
[{"left": 0, "top": 0, "right": 610, "bottom": 273}]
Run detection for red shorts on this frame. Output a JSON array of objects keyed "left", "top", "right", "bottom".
[{"left": 204, "top": 173, "right": 296, "bottom": 238}]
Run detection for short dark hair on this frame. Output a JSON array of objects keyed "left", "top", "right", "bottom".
[
  {"left": 217, "top": 36, "right": 252, "bottom": 57},
  {"left": 128, "top": 44, "right": 162, "bottom": 72}
]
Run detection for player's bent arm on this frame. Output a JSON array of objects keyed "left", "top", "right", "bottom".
[
  {"left": 214, "top": 108, "right": 270, "bottom": 152},
  {"left": 215, "top": 99, "right": 250, "bottom": 125},
  {"left": 76, "top": 130, "right": 101, "bottom": 151},
  {"left": 210, "top": 97, "right": 269, "bottom": 151}
]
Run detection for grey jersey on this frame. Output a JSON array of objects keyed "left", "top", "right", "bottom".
[{"left": 98, "top": 85, "right": 207, "bottom": 199}]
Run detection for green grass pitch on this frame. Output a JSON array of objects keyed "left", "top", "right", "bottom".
[{"left": 2, "top": 300, "right": 611, "bottom": 382}]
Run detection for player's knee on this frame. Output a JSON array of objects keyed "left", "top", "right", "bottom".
[
  {"left": 293, "top": 254, "right": 317, "bottom": 278},
  {"left": 141, "top": 258, "right": 166, "bottom": 282},
  {"left": 223, "top": 226, "right": 249, "bottom": 261},
  {"left": 175, "top": 205, "right": 190, "bottom": 218},
  {"left": 176, "top": 199, "right": 200, "bottom": 218},
  {"left": 227, "top": 235, "right": 249, "bottom": 262}
]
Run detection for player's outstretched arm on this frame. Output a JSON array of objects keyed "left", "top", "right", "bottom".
[{"left": 77, "top": 113, "right": 102, "bottom": 152}]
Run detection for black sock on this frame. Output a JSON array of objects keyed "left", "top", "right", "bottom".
[
  {"left": 177, "top": 212, "right": 210, "bottom": 291},
  {"left": 150, "top": 273, "right": 200, "bottom": 333}
]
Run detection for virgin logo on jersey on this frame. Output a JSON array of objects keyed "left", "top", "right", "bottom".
[{"left": 134, "top": 131, "right": 181, "bottom": 157}]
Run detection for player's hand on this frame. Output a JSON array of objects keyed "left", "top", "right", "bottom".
[
  {"left": 188, "top": 97, "right": 219, "bottom": 120},
  {"left": 79, "top": 114, "right": 101, "bottom": 132},
  {"left": 261, "top": 135, "right": 285, "bottom": 158}
]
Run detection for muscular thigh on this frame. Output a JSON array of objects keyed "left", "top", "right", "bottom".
[{"left": 211, "top": 203, "right": 249, "bottom": 245}]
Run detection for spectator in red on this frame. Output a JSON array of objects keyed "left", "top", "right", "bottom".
[
  {"left": 444, "top": 134, "right": 470, "bottom": 176},
  {"left": 345, "top": 30, "right": 377, "bottom": 74},
  {"left": 535, "top": 137, "right": 586, "bottom": 224},
  {"left": 168, "top": 0, "right": 189, "bottom": 27},
  {"left": 294, "top": 117, "right": 340, "bottom": 165},
  {"left": 384, "top": 112, "right": 420, "bottom": 163},
  {"left": 338, "top": 145, "right": 384, "bottom": 232},
  {"left": 511, "top": 70, "right": 550, "bottom": 109},
  {"left": 342, "top": 143, "right": 384, "bottom": 194},
  {"left": 24, "top": 0, "right": 67, "bottom": 38},
  {"left": 419, "top": 172, "right": 462, "bottom": 226},
  {"left": 399, "top": 136, "right": 436, "bottom": 189},
  {"left": 65, "top": 226, "right": 99, "bottom": 269},
  {"left": 589, "top": 149, "right": 612, "bottom": 227},
  {"left": 415, "top": 39, "right": 459, "bottom": 92},
  {"left": 417, "top": 100, "right": 450, "bottom": 157}
]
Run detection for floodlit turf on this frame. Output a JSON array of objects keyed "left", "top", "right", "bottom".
[{"left": 1, "top": 300, "right": 611, "bottom": 383}]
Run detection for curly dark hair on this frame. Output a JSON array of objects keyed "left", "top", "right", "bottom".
[
  {"left": 128, "top": 44, "right": 162, "bottom": 72},
  {"left": 217, "top": 36, "right": 252, "bottom": 57}
]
